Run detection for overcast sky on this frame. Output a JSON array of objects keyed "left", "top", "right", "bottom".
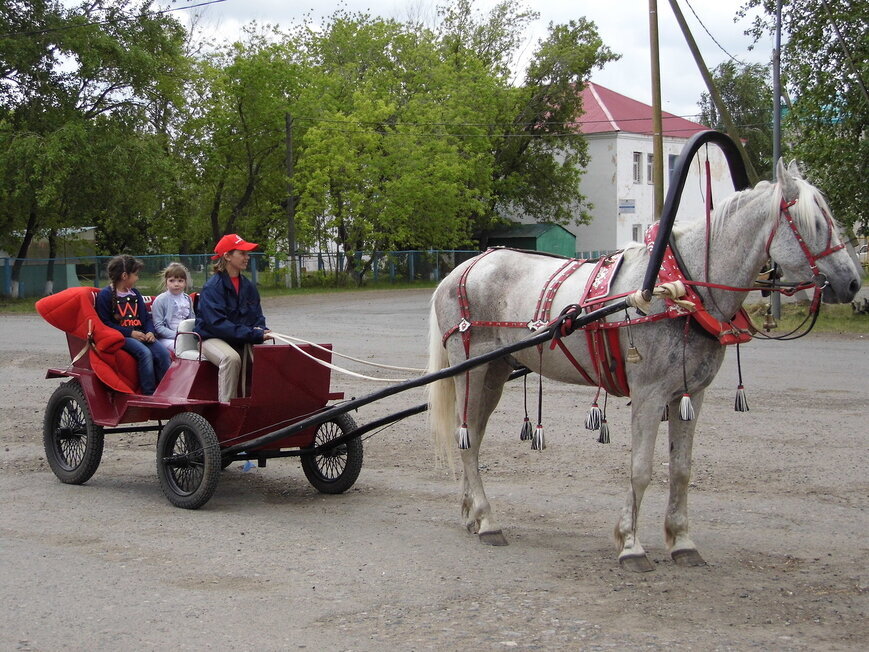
[{"left": 173, "top": 0, "right": 772, "bottom": 119}]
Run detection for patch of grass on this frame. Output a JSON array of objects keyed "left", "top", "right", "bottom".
[
  {"left": 0, "top": 297, "right": 40, "bottom": 314},
  {"left": 0, "top": 281, "right": 440, "bottom": 314},
  {"left": 744, "top": 301, "right": 869, "bottom": 334}
]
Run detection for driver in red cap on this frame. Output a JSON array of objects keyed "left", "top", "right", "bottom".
[{"left": 195, "top": 234, "right": 272, "bottom": 402}]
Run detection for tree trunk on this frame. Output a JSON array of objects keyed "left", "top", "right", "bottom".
[
  {"left": 44, "top": 228, "right": 57, "bottom": 296},
  {"left": 10, "top": 205, "right": 39, "bottom": 298},
  {"left": 209, "top": 176, "right": 226, "bottom": 243}
]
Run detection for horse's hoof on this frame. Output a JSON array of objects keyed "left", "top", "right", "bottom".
[
  {"left": 672, "top": 548, "right": 706, "bottom": 567},
  {"left": 479, "top": 530, "right": 508, "bottom": 546},
  {"left": 619, "top": 554, "right": 655, "bottom": 572}
]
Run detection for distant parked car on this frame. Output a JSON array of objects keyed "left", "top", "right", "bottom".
[{"left": 858, "top": 243, "right": 868, "bottom": 265}]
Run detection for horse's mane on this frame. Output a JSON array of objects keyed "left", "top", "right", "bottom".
[{"left": 670, "top": 173, "right": 831, "bottom": 242}]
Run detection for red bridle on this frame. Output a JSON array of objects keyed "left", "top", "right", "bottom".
[{"left": 765, "top": 198, "right": 846, "bottom": 284}]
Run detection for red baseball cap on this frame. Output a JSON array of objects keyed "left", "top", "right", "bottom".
[{"left": 211, "top": 233, "right": 259, "bottom": 260}]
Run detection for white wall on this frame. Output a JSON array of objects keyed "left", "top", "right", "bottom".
[{"left": 570, "top": 132, "right": 739, "bottom": 257}]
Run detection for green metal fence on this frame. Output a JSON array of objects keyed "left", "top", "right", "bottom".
[{"left": 1, "top": 250, "right": 483, "bottom": 298}]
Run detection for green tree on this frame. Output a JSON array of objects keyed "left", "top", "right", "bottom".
[
  {"left": 289, "top": 1, "right": 616, "bottom": 279},
  {"left": 741, "top": 0, "right": 868, "bottom": 235},
  {"left": 290, "top": 9, "right": 497, "bottom": 274},
  {"left": 177, "top": 35, "right": 300, "bottom": 252},
  {"left": 699, "top": 61, "right": 774, "bottom": 180},
  {"left": 0, "top": 0, "right": 188, "bottom": 295},
  {"left": 494, "top": 17, "right": 618, "bottom": 227}
]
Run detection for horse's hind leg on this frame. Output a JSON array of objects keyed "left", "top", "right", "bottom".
[
  {"left": 615, "top": 397, "right": 663, "bottom": 572},
  {"left": 666, "top": 390, "right": 707, "bottom": 567},
  {"left": 457, "top": 358, "right": 513, "bottom": 545}
]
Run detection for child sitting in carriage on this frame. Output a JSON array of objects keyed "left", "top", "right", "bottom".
[
  {"left": 95, "top": 255, "right": 171, "bottom": 395},
  {"left": 151, "top": 262, "right": 196, "bottom": 353}
]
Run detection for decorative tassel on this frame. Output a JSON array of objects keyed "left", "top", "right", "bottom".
[
  {"left": 597, "top": 418, "right": 610, "bottom": 444},
  {"left": 624, "top": 310, "right": 642, "bottom": 363},
  {"left": 679, "top": 394, "right": 695, "bottom": 421},
  {"left": 519, "top": 416, "right": 533, "bottom": 441},
  {"left": 734, "top": 344, "right": 749, "bottom": 413},
  {"left": 585, "top": 402, "right": 602, "bottom": 431},
  {"left": 457, "top": 424, "right": 470, "bottom": 450},
  {"left": 661, "top": 404, "right": 669, "bottom": 422},
  {"left": 531, "top": 424, "right": 546, "bottom": 450},
  {"left": 734, "top": 384, "right": 749, "bottom": 412},
  {"left": 763, "top": 308, "right": 777, "bottom": 332}
]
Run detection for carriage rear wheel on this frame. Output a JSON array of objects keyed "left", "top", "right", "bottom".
[
  {"left": 301, "top": 413, "right": 363, "bottom": 494},
  {"left": 156, "top": 412, "right": 221, "bottom": 509},
  {"left": 43, "top": 380, "right": 104, "bottom": 485}
]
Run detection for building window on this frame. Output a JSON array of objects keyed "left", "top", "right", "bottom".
[
  {"left": 647, "top": 154, "right": 654, "bottom": 184},
  {"left": 632, "top": 152, "right": 642, "bottom": 184},
  {"left": 632, "top": 224, "right": 644, "bottom": 243},
  {"left": 668, "top": 154, "right": 679, "bottom": 180}
]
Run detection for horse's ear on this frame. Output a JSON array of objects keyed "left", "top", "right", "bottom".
[
  {"left": 776, "top": 158, "right": 801, "bottom": 202},
  {"left": 786, "top": 159, "right": 803, "bottom": 179}
]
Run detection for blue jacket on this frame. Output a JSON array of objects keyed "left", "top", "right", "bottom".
[
  {"left": 95, "top": 286, "right": 156, "bottom": 337},
  {"left": 194, "top": 272, "right": 267, "bottom": 345}
]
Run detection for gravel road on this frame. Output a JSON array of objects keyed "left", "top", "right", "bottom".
[{"left": 1, "top": 289, "right": 866, "bottom": 650}]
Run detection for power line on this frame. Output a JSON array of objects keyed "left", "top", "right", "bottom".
[
  {"left": 0, "top": 0, "right": 228, "bottom": 39},
  {"left": 681, "top": 0, "right": 747, "bottom": 66},
  {"left": 294, "top": 114, "right": 707, "bottom": 129}
]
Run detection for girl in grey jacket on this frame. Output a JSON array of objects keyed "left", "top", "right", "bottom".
[{"left": 151, "top": 262, "right": 195, "bottom": 353}]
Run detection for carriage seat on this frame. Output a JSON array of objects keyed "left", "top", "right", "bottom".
[{"left": 174, "top": 318, "right": 203, "bottom": 360}]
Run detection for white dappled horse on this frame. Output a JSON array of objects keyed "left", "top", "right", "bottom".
[{"left": 427, "top": 160, "right": 862, "bottom": 571}]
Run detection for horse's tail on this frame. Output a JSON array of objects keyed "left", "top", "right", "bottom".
[{"left": 426, "top": 293, "right": 456, "bottom": 465}]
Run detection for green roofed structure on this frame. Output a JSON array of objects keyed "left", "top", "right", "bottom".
[{"left": 481, "top": 222, "right": 577, "bottom": 258}]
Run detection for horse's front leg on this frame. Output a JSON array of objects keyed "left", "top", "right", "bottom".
[
  {"left": 457, "top": 359, "right": 512, "bottom": 546},
  {"left": 615, "top": 397, "right": 663, "bottom": 572},
  {"left": 666, "top": 389, "right": 707, "bottom": 567}
]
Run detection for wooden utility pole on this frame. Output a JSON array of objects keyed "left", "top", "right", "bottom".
[
  {"left": 649, "top": 0, "right": 665, "bottom": 219},
  {"left": 771, "top": 0, "right": 783, "bottom": 318},
  {"left": 667, "top": 0, "right": 760, "bottom": 186},
  {"left": 285, "top": 113, "right": 297, "bottom": 289}
]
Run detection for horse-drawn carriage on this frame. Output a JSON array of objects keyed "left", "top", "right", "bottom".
[
  {"left": 39, "top": 302, "right": 363, "bottom": 509},
  {"left": 37, "top": 132, "right": 862, "bottom": 570}
]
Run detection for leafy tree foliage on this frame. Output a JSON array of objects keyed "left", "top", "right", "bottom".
[
  {"left": 288, "top": 2, "right": 616, "bottom": 274},
  {"left": 699, "top": 61, "right": 774, "bottom": 180},
  {"left": 1, "top": 0, "right": 620, "bottom": 290},
  {"left": 741, "top": 0, "right": 868, "bottom": 235},
  {"left": 0, "top": 0, "right": 188, "bottom": 294}
]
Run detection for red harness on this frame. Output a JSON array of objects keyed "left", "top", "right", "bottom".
[
  {"left": 441, "top": 193, "right": 844, "bottom": 408},
  {"left": 442, "top": 249, "right": 631, "bottom": 396},
  {"left": 641, "top": 223, "right": 755, "bottom": 347},
  {"left": 441, "top": 236, "right": 757, "bottom": 399}
]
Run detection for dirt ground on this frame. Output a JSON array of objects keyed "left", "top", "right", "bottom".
[{"left": 1, "top": 289, "right": 866, "bottom": 651}]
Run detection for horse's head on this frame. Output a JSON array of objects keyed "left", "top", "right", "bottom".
[{"left": 767, "top": 160, "right": 862, "bottom": 304}]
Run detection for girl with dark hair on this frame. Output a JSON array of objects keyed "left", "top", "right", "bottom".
[{"left": 95, "top": 255, "right": 171, "bottom": 395}]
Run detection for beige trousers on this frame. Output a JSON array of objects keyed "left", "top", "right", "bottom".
[{"left": 201, "top": 338, "right": 243, "bottom": 403}]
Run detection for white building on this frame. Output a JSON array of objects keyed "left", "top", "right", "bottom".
[{"left": 570, "top": 83, "right": 739, "bottom": 257}]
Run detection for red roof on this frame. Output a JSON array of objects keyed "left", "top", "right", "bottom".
[{"left": 574, "top": 82, "right": 709, "bottom": 137}]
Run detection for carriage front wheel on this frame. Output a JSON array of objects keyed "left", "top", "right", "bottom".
[
  {"left": 43, "top": 379, "right": 104, "bottom": 485},
  {"left": 301, "top": 413, "right": 363, "bottom": 494},
  {"left": 156, "top": 412, "right": 221, "bottom": 509}
]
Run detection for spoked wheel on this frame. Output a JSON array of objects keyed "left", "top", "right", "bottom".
[
  {"left": 301, "top": 413, "right": 363, "bottom": 494},
  {"left": 43, "top": 380, "right": 104, "bottom": 484},
  {"left": 156, "top": 412, "right": 221, "bottom": 509}
]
